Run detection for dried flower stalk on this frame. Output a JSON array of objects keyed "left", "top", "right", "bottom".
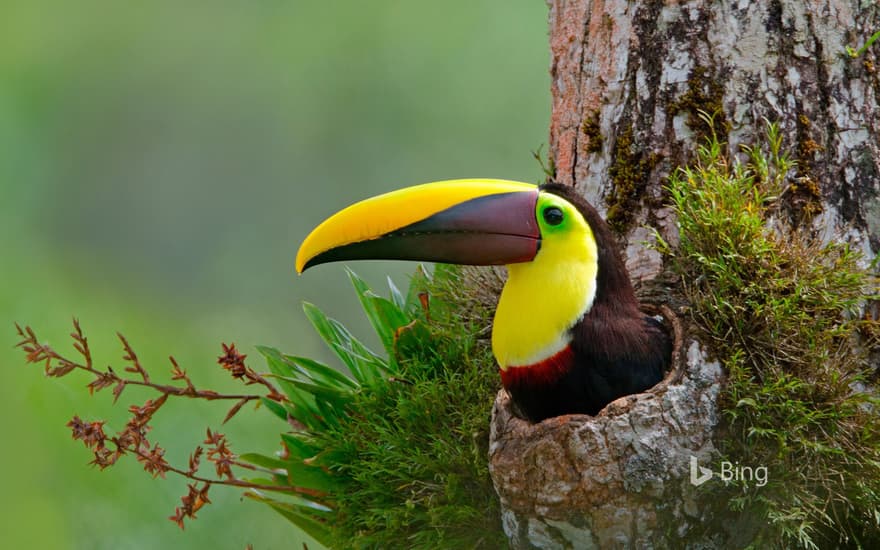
[{"left": 16, "top": 319, "right": 320, "bottom": 528}]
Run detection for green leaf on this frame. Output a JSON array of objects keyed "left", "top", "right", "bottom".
[
  {"left": 256, "top": 345, "right": 294, "bottom": 375},
  {"left": 245, "top": 489, "right": 332, "bottom": 515},
  {"left": 366, "top": 292, "right": 411, "bottom": 345},
  {"left": 282, "top": 434, "right": 349, "bottom": 472},
  {"left": 260, "top": 396, "right": 291, "bottom": 422},
  {"left": 302, "top": 302, "right": 368, "bottom": 383},
  {"left": 391, "top": 320, "right": 434, "bottom": 365},
  {"left": 273, "top": 376, "right": 352, "bottom": 408},
  {"left": 301, "top": 302, "right": 341, "bottom": 349},
  {"left": 284, "top": 354, "right": 359, "bottom": 390},
  {"left": 270, "top": 503, "right": 333, "bottom": 544},
  {"left": 328, "top": 341, "right": 387, "bottom": 384},
  {"left": 315, "top": 396, "right": 343, "bottom": 430},
  {"left": 245, "top": 492, "right": 334, "bottom": 546},
  {"left": 387, "top": 276, "right": 406, "bottom": 309},
  {"left": 846, "top": 29, "right": 880, "bottom": 58},
  {"left": 239, "top": 452, "right": 289, "bottom": 471},
  {"left": 302, "top": 299, "right": 389, "bottom": 385},
  {"left": 405, "top": 263, "right": 432, "bottom": 314},
  {"left": 280, "top": 433, "right": 320, "bottom": 461},
  {"left": 347, "top": 268, "right": 409, "bottom": 353},
  {"left": 241, "top": 452, "right": 338, "bottom": 495},
  {"left": 258, "top": 346, "right": 310, "bottom": 400},
  {"left": 260, "top": 350, "right": 326, "bottom": 430},
  {"left": 284, "top": 458, "right": 339, "bottom": 494}
]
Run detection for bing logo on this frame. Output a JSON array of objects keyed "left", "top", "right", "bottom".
[{"left": 689, "top": 456, "right": 768, "bottom": 487}]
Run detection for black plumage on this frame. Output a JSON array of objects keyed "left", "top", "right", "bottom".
[{"left": 503, "top": 184, "right": 671, "bottom": 422}]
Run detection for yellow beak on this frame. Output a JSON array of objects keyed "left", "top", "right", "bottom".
[{"left": 296, "top": 179, "right": 540, "bottom": 273}]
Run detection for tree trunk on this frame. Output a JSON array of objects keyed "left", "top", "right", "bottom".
[
  {"left": 489, "top": 1, "right": 880, "bottom": 547},
  {"left": 549, "top": 0, "right": 879, "bottom": 276}
]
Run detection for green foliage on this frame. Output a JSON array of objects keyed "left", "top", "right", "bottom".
[
  {"left": 243, "top": 266, "right": 505, "bottom": 549},
  {"left": 847, "top": 29, "right": 880, "bottom": 58},
  {"left": 665, "top": 119, "right": 880, "bottom": 548}
]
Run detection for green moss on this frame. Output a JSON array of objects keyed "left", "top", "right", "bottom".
[
  {"left": 582, "top": 110, "right": 604, "bottom": 154},
  {"left": 248, "top": 265, "right": 505, "bottom": 549},
  {"left": 664, "top": 125, "right": 880, "bottom": 548},
  {"left": 788, "top": 113, "right": 824, "bottom": 221},
  {"left": 606, "top": 125, "right": 659, "bottom": 233},
  {"left": 327, "top": 268, "right": 502, "bottom": 548},
  {"left": 669, "top": 66, "right": 731, "bottom": 144}
]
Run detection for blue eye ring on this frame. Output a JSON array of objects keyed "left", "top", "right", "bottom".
[{"left": 542, "top": 206, "right": 564, "bottom": 226}]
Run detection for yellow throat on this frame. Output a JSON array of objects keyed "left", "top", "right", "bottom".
[{"left": 491, "top": 193, "right": 598, "bottom": 368}]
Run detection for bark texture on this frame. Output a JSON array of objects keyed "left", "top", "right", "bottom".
[
  {"left": 489, "top": 1, "right": 880, "bottom": 547},
  {"left": 490, "top": 314, "right": 746, "bottom": 548},
  {"left": 548, "top": 0, "right": 880, "bottom": 281}
]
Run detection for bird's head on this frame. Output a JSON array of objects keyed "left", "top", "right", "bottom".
[{"left": 296, "top": 179, "right": 632, "bottom": 369}]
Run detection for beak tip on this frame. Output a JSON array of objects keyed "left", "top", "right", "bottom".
[{"left": 295, "top": 254, "right": 308, "bottom": 275}]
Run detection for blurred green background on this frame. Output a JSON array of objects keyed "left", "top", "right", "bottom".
[{"left": 1, "top": 1, "right": 549, "bottom": 548}]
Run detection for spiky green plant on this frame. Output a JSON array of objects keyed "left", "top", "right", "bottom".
[
  {"left": 663, "top": 118, "right": 880, "bottom": 548},
  {"left": 241, "top": 265, "right": 505, "bottom": 548}
]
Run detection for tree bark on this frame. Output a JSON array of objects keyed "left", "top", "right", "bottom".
[
  {"left": 489, "top": 1, "right": 880, "bottom": 547},
  {"left": 549, "top": 0, "right": 879, "bottom": 279}
]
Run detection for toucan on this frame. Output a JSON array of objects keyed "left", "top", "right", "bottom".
[{"left": 295, "top": 179, "right": 670, "bottom": 422}]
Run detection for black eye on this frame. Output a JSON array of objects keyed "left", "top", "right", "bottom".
[{"left": 542, "top": 206, "right": 564, "bottom": 226}]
